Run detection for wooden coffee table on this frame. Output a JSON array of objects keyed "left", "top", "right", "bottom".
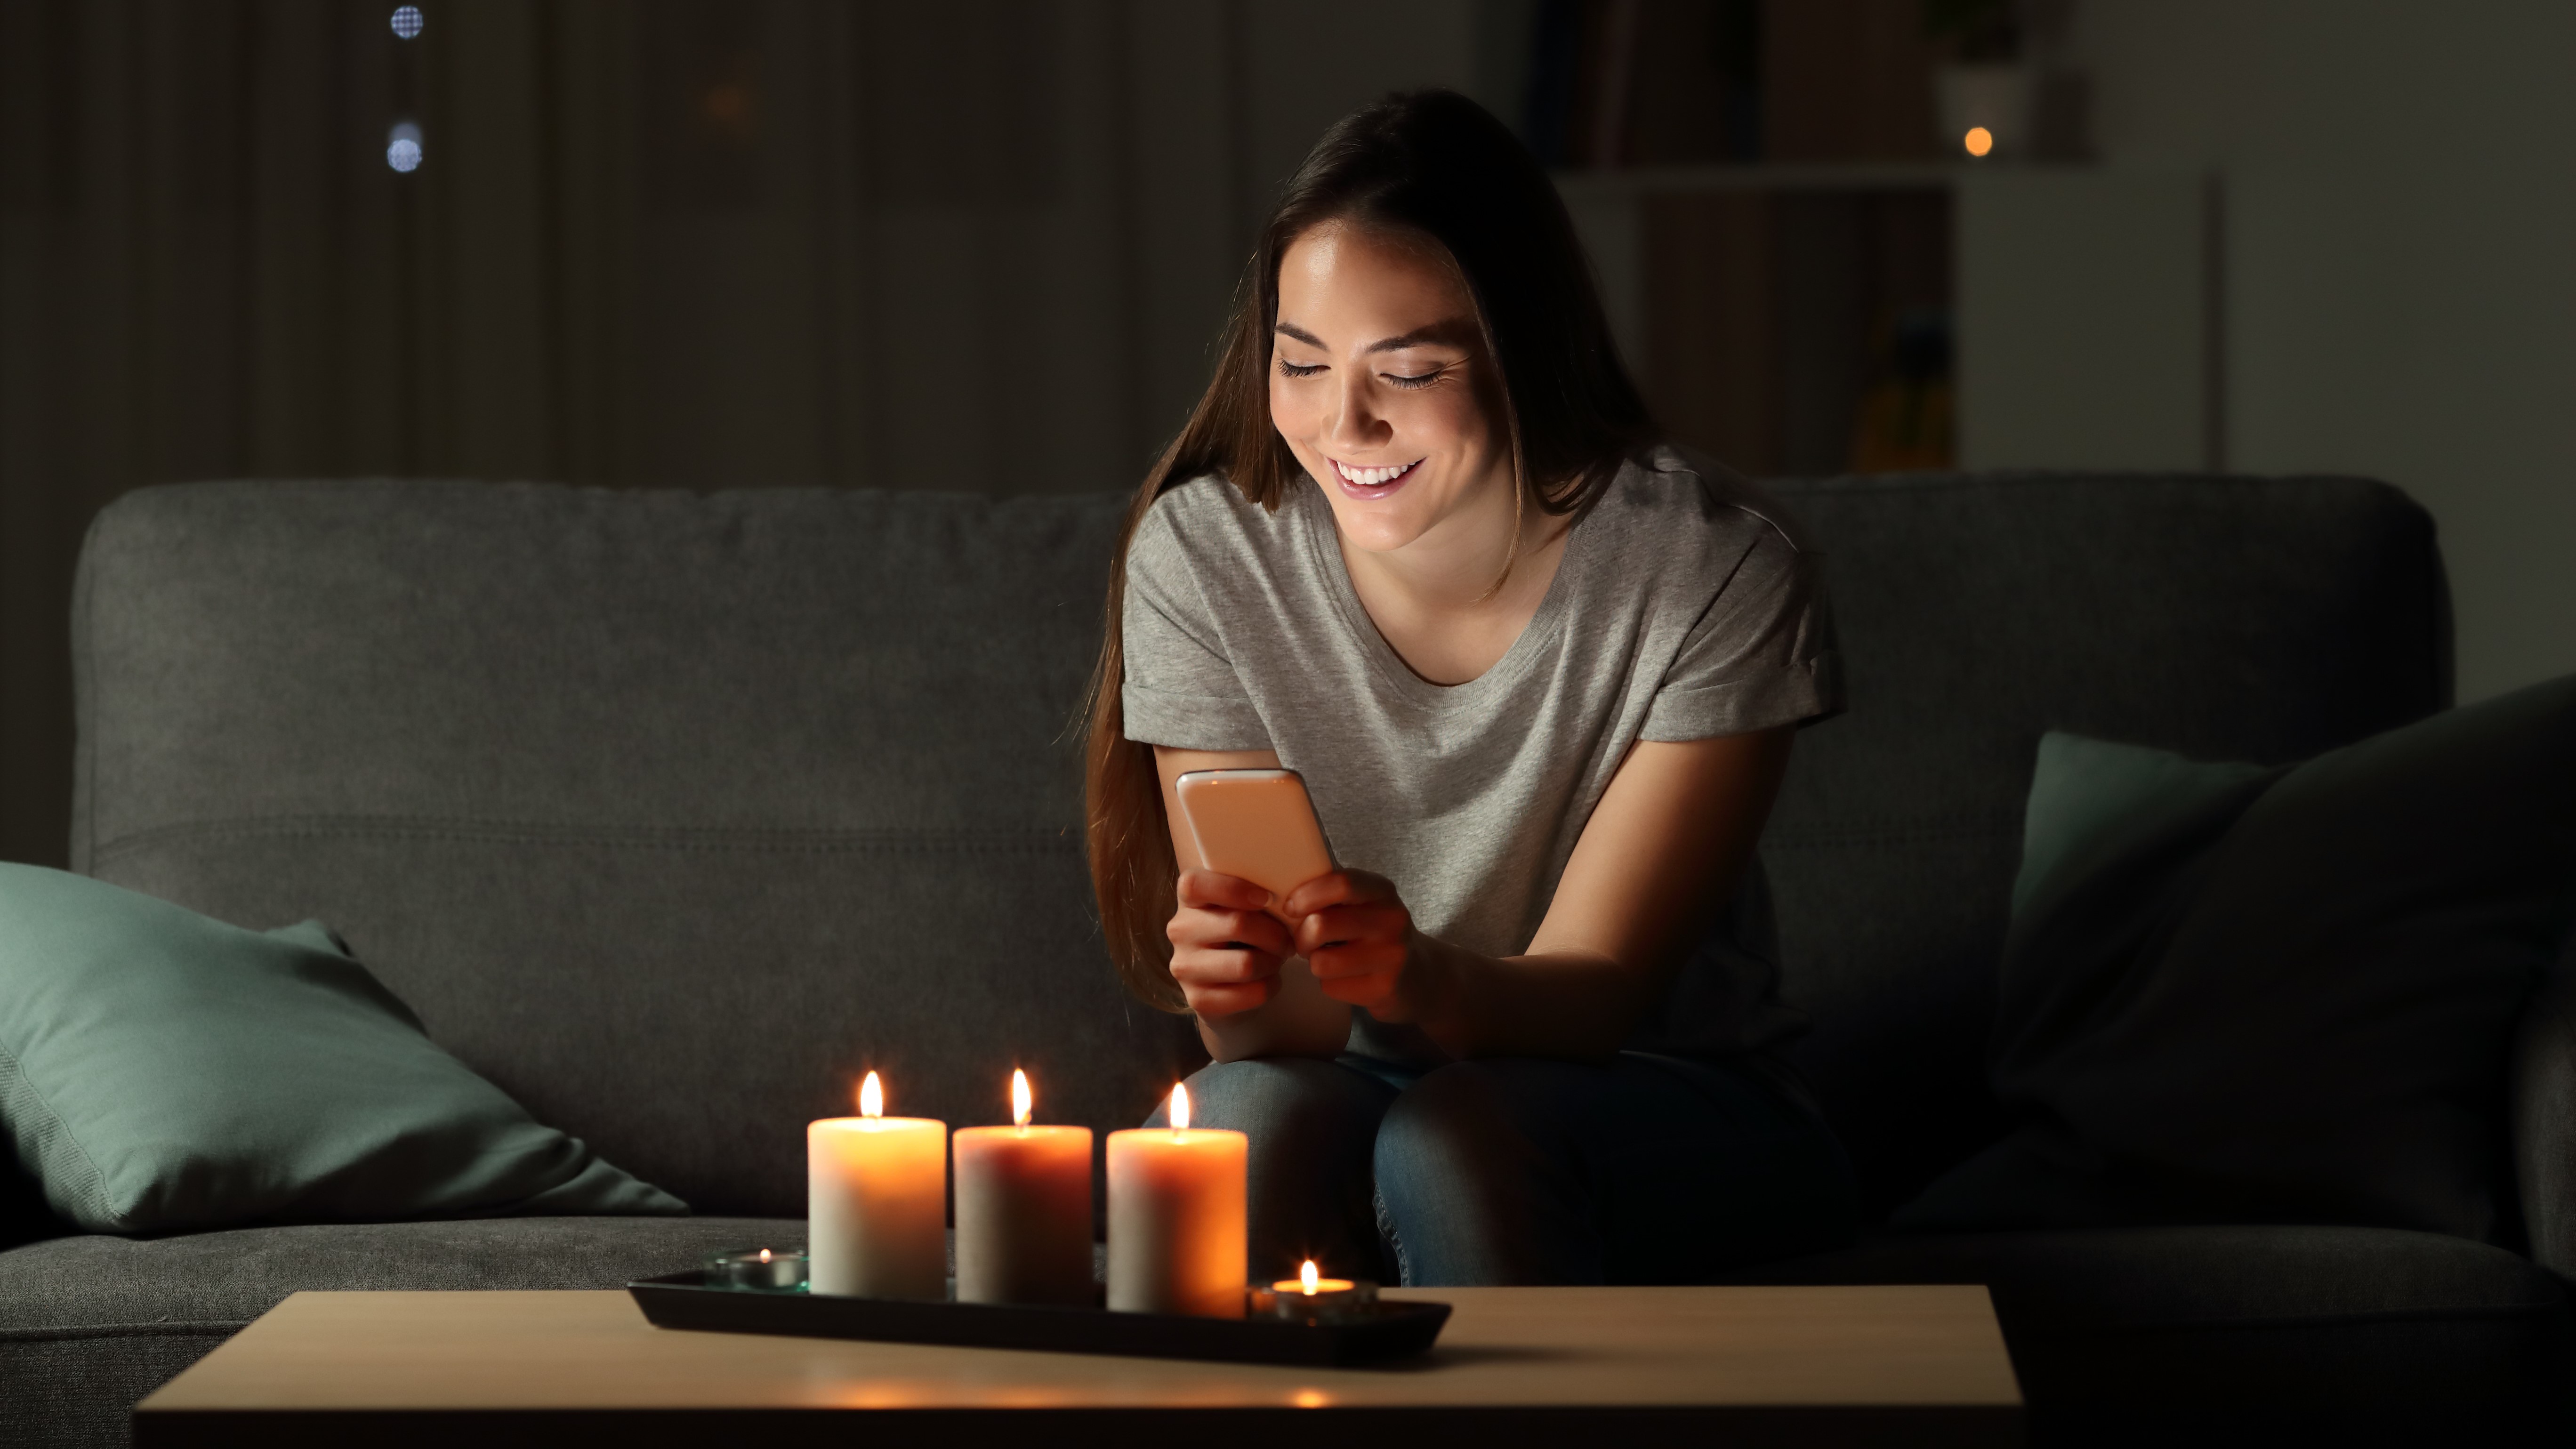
[{"left": 133, "top": 1284, "right": 2023, "bottom": 1447}]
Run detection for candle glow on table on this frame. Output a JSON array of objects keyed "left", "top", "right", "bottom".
[
  {"left": 953, "top": 1069, "right": 1095, "bottom": 1306},
  {"left": 806, "top": 1070, "right": 948, "bottom": 1300},
  {"left": 1106, "top": 1082, "right": 1248, "bottom": 1317}
]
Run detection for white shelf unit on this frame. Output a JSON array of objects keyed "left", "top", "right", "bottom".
[{"left": 1554, "top": 165, "right": 2220, "bottom": 474}]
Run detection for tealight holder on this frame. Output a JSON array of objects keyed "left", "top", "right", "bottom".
[
  {"left": 705, "top": 1247, "right": 809, "bottom": 1293},
  {"left": 1248, "top": 1273, "right": 1379, "bottom": 1324}
]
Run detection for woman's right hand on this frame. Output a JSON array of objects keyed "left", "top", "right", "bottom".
[{"left": 1166, "top": 869, "right": 1295, "bottom": 1018}]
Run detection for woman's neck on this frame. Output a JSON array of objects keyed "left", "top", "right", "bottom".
[{"left": 1335, "top": 478, "right": 1572, "bottom": 687}]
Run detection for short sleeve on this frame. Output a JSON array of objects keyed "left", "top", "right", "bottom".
[
  {"left": 1640, "top": 525, "right": 1845, "bottom": 741},
  {"left": 1119, "top": 499, "right": 1274, "bottom": 751}
]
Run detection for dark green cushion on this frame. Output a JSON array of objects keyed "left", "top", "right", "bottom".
[
  {"left": 0, "top": 866, "right": 683, "bottom": 1232},
  {"left": 1899, "top": 676, "right": 2576, "bottom": 1240}
]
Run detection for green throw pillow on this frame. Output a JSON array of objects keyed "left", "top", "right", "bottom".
[
  {"left": 0, "top": 865, "right": 684, "bottom": 1232},
  {"left": 1898, "top": 675, "right": 2576, "bottom": 1240}
]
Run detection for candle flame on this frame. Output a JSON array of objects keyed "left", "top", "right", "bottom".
[
  {"left": 1012, "top": 1068, "right": 1032, "bottom": 1128},
  {"left": 1301, "top": 1260, "right": 1320, "bottom": 1295},
  {"left": 1170, "top": 1081, "right": 1191, "bottom": 1132},
  {"left": 858, "top": 1070, "right": 883, "bottom": 1119},
  {"left": 758, "top": 1248, "right": 772, "bottom": 1264}
]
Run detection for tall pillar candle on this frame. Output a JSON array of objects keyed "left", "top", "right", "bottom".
[
  {"left": 807, "top": 1071, "right": 948, "bottom": 1299},
  {"left": 1106, "top": 1083, "right": 1247, "bottom": 1317},
  {"left": 953, "top": 1070, "right": 1095, "bottom": 1306}
]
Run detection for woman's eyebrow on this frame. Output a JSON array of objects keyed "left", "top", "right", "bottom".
[
  {"left": 1270, "top": 320, "right": 1473, "bottom": 353},
  {"left": 1360, "top": 321, "right": 1471, "bottom": 354}
]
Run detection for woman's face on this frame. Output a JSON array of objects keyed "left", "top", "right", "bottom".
[{"left": 1269, "top": 221, "right": 1510, "bottom": 556}]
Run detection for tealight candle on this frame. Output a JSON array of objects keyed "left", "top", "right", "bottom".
[
  {"left": 704, "top": 1246, "right": 808, "bottom": 1292},
  {"left": 1254, "top": 1258, "right": 1379, "bottom": 1322},
  {"left": 1106, "top": 1082, "right": 1247, "bottom": 1317},
  {"left": 807, "top": 1071, "right": 948, "bottom": 1300},
  {"left": 953, "top": 1069, "right": 1095, "bottom": 1306}
]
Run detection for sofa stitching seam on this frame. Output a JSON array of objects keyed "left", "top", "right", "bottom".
[
  {"left": 0, "top": 1038, "right": 128, "bottom": 1232},
  {"left": 0, "top": 1320, "right": 248, "bottom": 1342},
  {"left": 90, "top": 817, "right": 1079, "bottom": 863}
]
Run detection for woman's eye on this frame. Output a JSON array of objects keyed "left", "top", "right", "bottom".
[
  {"left": 1381, "top": 368, "right": 1444, "bottom": 390},
  {"left": 1278, "top": 360, "right": 1325, "bottom": 378}
]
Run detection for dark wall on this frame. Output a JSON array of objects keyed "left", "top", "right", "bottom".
[{"left": 0, "top": 0, "right": 1495, "bottom": 868}]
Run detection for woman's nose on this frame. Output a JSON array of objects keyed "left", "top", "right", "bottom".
[{"left": 1326, "top": 373, "right": 1389, "bottom": 450}]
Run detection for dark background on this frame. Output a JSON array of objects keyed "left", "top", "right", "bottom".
[{"left": 3, "top": 0, "right": 2571, "bottom": 871}]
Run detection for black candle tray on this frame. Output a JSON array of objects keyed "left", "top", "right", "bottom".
[{"left": 627, "top": 1271, "right": 1450, "bottom": 1367}]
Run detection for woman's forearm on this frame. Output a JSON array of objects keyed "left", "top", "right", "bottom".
[
  {"left": 1403, "top": 934, "right": 1661, "bottom": 1061},
  {"left": 1389, "top": 733, "right": 1793, "bottom": 1061}
]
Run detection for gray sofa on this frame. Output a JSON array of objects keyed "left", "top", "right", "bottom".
[{"left": 1, "top": 474, "right": 2567, "bottom": 1446}]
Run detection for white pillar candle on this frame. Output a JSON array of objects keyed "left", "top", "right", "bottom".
[
  {"left": 954, "top": 1069, "right": 1095, "bottom": 1306},
  {"left": 807, "top": 1071, "right": 948, "bottom": 1300},
  {"left": 1106, "top": 1083, "right": 1247, "bottom": 1317}
]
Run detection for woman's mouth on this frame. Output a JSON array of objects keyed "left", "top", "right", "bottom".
[{"left": 1331, "top": 458, "right": 1423, "bottom": 499}]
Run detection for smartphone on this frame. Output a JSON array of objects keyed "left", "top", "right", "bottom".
[{"left": 1173, "top": 768, "right": 1336, "bottom": 902}]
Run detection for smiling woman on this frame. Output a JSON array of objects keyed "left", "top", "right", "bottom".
[
  {"left": 1267, "top": 225, "right": 1551, "bottom": 686},
  {"left": 1081, "top": 91, "right": 1857, "bottom": 1291}
]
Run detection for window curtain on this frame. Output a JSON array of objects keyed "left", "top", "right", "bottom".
[{"left": 0, "top": 0, "right": 1261, "bottom": 868}]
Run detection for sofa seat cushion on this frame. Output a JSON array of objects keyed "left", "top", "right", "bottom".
[
  {"left": 1723, "top": 1225, "right": 2574, "bottom": 1444},
  {"left": 0, "top": 1217, "right": 794, "bottom": 1449}
]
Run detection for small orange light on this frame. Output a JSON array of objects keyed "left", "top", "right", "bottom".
[
  {"left": 858, "top": 1070, "right": 884, "bottom": 1119},
  {"left": 1011, "top": 1068, "right": 1033, "bottom": 1129},
  {"left": 1169, "top": 1081, "right": 1191, "bottom": 1133},
  {"left": 1301, "top": 1260, "right": 1320, "bottom": 1295},
  {"left": 1963, "top": 126, "right": 1995, "bottom": 158},
  {"left": 758, "top": 1248, "right": 772, "bottom": 1264}
]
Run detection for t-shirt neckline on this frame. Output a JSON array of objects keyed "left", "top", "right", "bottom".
[{"left": 1294, "top": 472, "right": 1602, "bottom": 709}]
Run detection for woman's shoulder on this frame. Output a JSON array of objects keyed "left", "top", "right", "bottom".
[
  {"left": 1599, "top": 445, "right": 1818, "bottom": 558},
  {"left": 1571, "top": 449, "right": 1821, "bottom": 612},
  {"left": 1138, "top": 474, "right": 1296, "bottom": 553},
  {"left": 1129, "top": 474, "right": 1306, "bottom": 597},
  {"left": 1147, "top": 471, "right": 1258, "bottom": 521}
]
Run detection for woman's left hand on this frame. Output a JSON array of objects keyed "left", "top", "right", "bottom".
[{"left": 1280, "top": 870, "right": 1440, "bottom": 1019}]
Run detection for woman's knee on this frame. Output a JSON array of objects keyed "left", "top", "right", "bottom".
[
  {"left": 1170, "top": 1057, "right": 1394, "bottom": 1153},
  {"left": 1372, "top": 1060, "right": 1576, "bottom": 1199}
]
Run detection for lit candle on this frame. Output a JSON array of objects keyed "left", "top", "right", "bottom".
[
  {"left": 1106, "top": 1082, "right": 1247, "bottom": 1317},
  {"left": 1275, "top": 1259, "right": 1356, "bottom": 1296},
  {"left": 704, "top": 1246, "right": 808, "bottom": 1292},
  {"left": 1256, "top": 1256, "right": 1377, "bottom": 1321},
  {"left": 807, "top": 1070, "right": 948, "bottom": 1299},
  {"left": 953, "top": 1069, "right": 1095, "bottom": 1306}
]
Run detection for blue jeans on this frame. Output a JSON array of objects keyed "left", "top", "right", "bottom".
[{"left": 1151, "top": 1051, "right": 1859, "bottom": 1287}]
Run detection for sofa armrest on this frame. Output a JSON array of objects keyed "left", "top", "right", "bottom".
[{"left": 2510, "top": 932, "right": 2576, "bottom": 1282}]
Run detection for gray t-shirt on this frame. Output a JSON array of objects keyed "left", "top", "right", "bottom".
[{"left": 1120, "top": 445, "right": 1843, "bottom": 1063}]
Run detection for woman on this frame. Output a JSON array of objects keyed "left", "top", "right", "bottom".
[{"left": 1084, "top": 90, "right": 1856, "bottom": 1287}]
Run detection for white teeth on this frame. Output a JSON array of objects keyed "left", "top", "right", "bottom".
[{"left": 1336, "top": 460, "right": 1417, "bottom": 486}]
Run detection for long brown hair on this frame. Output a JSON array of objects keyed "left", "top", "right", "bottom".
[{"left": 1083, "top": 89, "right": 1658, "bottom": 1010}]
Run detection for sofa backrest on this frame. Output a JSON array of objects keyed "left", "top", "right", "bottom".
[
  {"left": 1759, "top": 473, "right": 2448, "bottom": 1215},
  {"left": 73, "top": 482, "right": 1199, "bottom": 1216},
  {"left": 72, "top": 474, "right": 2449, "bottom": 1222}
]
